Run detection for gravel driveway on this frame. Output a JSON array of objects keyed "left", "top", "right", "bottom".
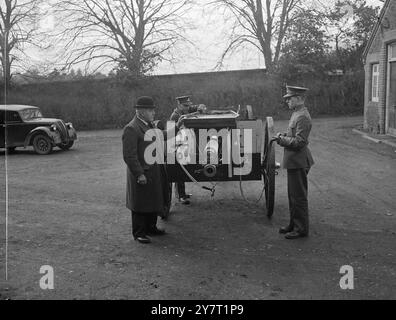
[{"left": 0, "top": 116, "right": 395, "bottom": 300}]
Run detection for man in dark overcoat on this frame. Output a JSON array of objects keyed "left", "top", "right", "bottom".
[
  {"left": 273, "top": 86, "right": 314, "bottom": 239},
  {"left": 122, "top": 96, "right": 166, "bottom": 244}
]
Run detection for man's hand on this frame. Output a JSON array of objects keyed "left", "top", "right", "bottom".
[
  {"left": 137, "top": 174, "right": 147, "bottom": 185},
  {"left": 271, "top": 132, "right": 286, "bottom": 143},
  {"left": 197, "top": 104, "right": 207, "bottom": 113},
  {"left": 271, "top": 136, "right": 280, "bottom": 143}
]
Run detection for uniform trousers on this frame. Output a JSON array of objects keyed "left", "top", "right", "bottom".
[
  {"left": 287, "top": 168, "right": 310, "bottom": 235},
  {"left": 131, "top": 211, "right": 158, "bottom": 238},
  {"left": 175, "top": 182, "right": 186, "bottom": 199}
]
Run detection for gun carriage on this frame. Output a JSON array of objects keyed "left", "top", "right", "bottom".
[{"left": 162, "top": 106, "right": 278, "bottom": 219}]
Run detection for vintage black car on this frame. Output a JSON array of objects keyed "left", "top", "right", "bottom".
[{"left": 0, "top": 105, "right": 77, "bottom": 155}]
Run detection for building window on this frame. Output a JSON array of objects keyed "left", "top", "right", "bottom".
[
  {"left": 390, "top": 42, "right": 396, "bottom": 61},
  {"left": 372, "top": 64, "right": 379, "bottom": 102}
]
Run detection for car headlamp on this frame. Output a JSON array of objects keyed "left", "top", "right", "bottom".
[{"left": 50, "top": 124, "right": 57, "bottom": 132}]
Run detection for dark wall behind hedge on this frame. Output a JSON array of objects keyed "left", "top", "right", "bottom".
[{"left": 5, "top": 69, "right": 364, "bottom": 130}]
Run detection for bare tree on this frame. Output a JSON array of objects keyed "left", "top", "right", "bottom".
[
  {"left": 0, "top": 0, "right": 42, "bottom": 89},
  {"left": 211, "top": 0, "right": 301, "bottom": 72},
  {"left": 324, "top": 0, "right": 379, "bottom": 72},
  {"left": 56, "top": 0, "right": 194, "bottom": 77}
]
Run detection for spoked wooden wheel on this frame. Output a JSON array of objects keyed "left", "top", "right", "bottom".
[{"left": 262, "top": 117, "right": 276, "bottom": 218}]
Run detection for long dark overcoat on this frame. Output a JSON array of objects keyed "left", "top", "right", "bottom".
[{"left": 122, "top": 116, "right": 164, "bottom": 213}]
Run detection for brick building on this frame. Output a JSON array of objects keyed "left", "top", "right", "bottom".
[{"left": 363, "top": 0, "right": 396, "bottom": 135}]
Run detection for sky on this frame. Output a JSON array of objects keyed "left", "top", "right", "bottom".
[
  {"left": 27, "top": 0, "right": 385, "bottom": 76},
  {"left": 152, "top": 0, "right": 385, "bottom": 75}
]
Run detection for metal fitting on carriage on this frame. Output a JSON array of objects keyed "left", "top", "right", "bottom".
[
  {"left": 203, "top": 164, "right": 217, "bottom": 178},
  {"left": 275, "top": 162, "right": 281, "bottom": 175},
  {"left": 204, "top": 136, "right": 219, "bottom": 163}
]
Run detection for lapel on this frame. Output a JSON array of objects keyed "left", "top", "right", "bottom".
[
  {"left": 132, "top": 116, "right": 150, "bottom": 135},
  {"left": 131, "top": 116, "right": 162, "bottom": 160}
]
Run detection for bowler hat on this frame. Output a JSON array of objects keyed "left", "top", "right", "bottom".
[
  {"left": 135, "top": 96, "right": 156, "bottom": 109},
  {"left": 283, "top": 86, "right": 309, "bottom": 99}
]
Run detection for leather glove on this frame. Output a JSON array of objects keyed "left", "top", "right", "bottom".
[{"left": 137, "top": 174, "right": 147, "bottom": 185}]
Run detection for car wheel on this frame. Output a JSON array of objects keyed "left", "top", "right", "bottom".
[
  {"left": 33, "top": 134, "right": 53, "bottom": 155},
  {"left": 58, "top": 141, "right": 74, "bottom": 151}
]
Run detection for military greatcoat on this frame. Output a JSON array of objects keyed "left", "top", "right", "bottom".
[
  {"left": 278, "top": 106, "right": 314, "bottom": 235},
  {"left": 122, "top": 116, "right": 164, "bottom": 213},
  {"left": 279, "top": 106, "right": 314, "bottom": 169}
]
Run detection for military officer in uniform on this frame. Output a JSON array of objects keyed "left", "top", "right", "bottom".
[
  {"left": 273, "top": 86, "right": 314, "bottom": 240},
  {"left": 122, "top": 96, "right": 166, "bottom": 244},
  {"left": 170, "top": 95, "right": 207, "bottom": 205}
]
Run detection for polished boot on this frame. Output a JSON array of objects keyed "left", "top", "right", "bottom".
[
  {"left": 179, "top": 197, "right": 190, "bottom": 205},
  {"left": 285, "top": 231, "right": 308, "bottom": 240},
  {"left": 279, "top": 226, "right": 293, "bottom": 234},
  {"left": 134, "top": 236, "right": 152, "bottom": 244}
]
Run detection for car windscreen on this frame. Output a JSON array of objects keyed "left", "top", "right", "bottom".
[{"left": 19, "top": 108, "right": 43, "bottom": 121}]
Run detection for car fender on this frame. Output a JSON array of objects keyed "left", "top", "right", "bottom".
[
  {"left": 24, "top": 127, "right": 60, "bottom": 147},
  {"left": 67, "top": 126, "right": 77, "bottom": 140}
]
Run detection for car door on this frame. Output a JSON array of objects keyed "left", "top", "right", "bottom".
[{"left": 5, "top": 111, "right": 25, "bottom": 147}]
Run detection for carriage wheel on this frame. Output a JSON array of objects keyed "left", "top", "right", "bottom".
[{"left": 262, "top": 117, "right": 276, "bottom": 218}]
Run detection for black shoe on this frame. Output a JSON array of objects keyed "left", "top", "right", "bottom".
[
  {"left": 279, "top": 226, "right": 293, "bottom": 234},
  {"left": 134, "top": 236, "right": 151, "bottom": 244},
  {"left": 179, "top": 197, "right": 190, "bottom": 205},
  {"left": 184, "top": 194, "right": 192, "bottom": 199},
  {"left": 285, "top": 231, "right": 308, "bottom": 240},
  {"left": 147, "top": 227, "right": 166, "bottom": 236}
]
